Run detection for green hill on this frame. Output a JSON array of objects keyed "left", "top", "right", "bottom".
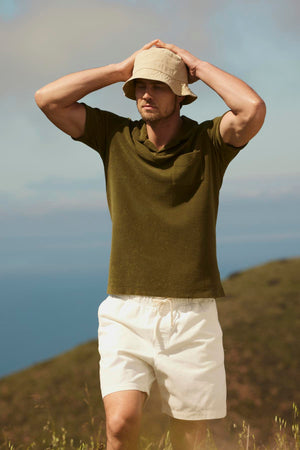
[{"left": 1, "top": 257, "right": 299, "bottom": 448}]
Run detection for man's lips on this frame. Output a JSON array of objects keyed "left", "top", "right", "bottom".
[{"left": 142, "top": 103, "right": 157, "bottom": 109}]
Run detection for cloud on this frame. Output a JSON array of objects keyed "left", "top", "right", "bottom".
[
  {"left": 0, "top": 175, "right": 108, "bottom": 216},
  {"left": 0, "top": 0, "right": 225, "bottom": 97},
  {"left": 0, "top": 0, "right": 20, "bottom": 19},
  {"left": 27, "top": 177, "right": 103, "bottom": 193},
  {"left": 0, "top": 188, "right": 108, "bottom": 216},
  {"left": 267, "top": 0, "right": 300, "bottom": 34},
  {"left": 219, "top": 231, "right": 300, "bottom": 244},
  {"left": 1, "top": 0, "right": 299, "bottom": 97},
  {"left": 221, "top": 173, "right": 300, "bottom": 200},
  {"left": 0, "top": 0, "right": 166, "bottom": 94},
  {"left": 1, "top": 172, "right": 299, "bottom": 226},
  {"left": 1, "top": 0, "right": 299, "bottom": 206}
]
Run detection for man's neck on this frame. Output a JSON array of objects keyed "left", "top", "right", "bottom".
[{"left": 146, "top": 116, "right": 183, "bottom": 150}]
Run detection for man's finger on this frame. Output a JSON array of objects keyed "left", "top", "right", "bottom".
[
  {"left": 142, "top": 39, "right": 160, "bottom": 50},
  {"left": 155, "top": 40, "right": 179, "bottom": 54}
]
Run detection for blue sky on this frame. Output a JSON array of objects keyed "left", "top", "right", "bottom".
[{"left": 1, "top": 0, "right": 299, "bottom": 277}]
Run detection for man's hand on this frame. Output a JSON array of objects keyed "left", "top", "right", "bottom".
[
  {"left": 155, "top": 40, "right": 200, "bottom": 83},
  {"left": 119, "top": 40, "right": 159, "bottom": 81}
]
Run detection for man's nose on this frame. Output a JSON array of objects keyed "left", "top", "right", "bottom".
[{"left": 142, "top": 88, "right": 152, "bottom": 99}]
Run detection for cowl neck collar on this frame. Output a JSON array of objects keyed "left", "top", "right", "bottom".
[{"left": 133, "top": 116, "right": 198, "bottom": 161}]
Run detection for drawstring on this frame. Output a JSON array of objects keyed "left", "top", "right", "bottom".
[{"left": 152, "top": 298, "right": 175, "bottom": 329}]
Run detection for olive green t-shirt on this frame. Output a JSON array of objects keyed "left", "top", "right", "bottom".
[{"left": 73, "top": 103, "right": 244, "bottom": 298}]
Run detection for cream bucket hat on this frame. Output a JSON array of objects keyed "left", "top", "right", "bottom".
[{"left": 123, "top": 47, "right": 197, "bottom": 105}]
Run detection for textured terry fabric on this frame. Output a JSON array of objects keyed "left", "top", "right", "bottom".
[{"left": 73, "top": 104, "right": 244, "bottom": 298}]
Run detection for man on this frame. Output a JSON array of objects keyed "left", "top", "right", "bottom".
[{"left": 35, "top": 39, "right": 266, "bottom": 450}]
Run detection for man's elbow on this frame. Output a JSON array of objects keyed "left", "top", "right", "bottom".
[
  {"left": 34, "top": 88, "right": 55, "bottom": 112},
  {"left": 34, "top": 88, "right": 45, "bottom": 109},
  {"left": 235, "top": 98, "right": 266, "bottom": 144},
  {"left": 241, "top": 98, "right": 266, "bottom": 140},
  {"left": 249, "top": 97, "right": 267, "bottom": 126}
]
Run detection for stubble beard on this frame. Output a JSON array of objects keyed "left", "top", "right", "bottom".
[{"left": 138, "top": 99, "right": 178, "bottom": 125}]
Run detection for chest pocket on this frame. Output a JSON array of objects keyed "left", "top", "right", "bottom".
[
  {"left": 171, "top": 150, "right": 204, "bottom": 206},
  {"left": 172, "top": 150, "right": 204, "bottom": 187}
]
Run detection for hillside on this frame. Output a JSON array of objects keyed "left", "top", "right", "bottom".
[
  {"left": 216, "top": 257, "right": 300, "bottom": 444},
  {"left": 0, "top": 257, "right": 299, "bottom": 448}
]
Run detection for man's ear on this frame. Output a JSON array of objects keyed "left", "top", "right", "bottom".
[{"left": 177, "top": 95, "right": 185, "bottom": 109}]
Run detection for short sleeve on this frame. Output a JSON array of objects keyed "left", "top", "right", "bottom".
[
  {"left": 207, "top": 113, "right": 247, "bottom": 171},
  {"left": 72, "top": 103, "right": 129, "bottom": 160}
]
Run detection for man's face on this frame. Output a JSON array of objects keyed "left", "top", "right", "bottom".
[{"left": 135, "top": 79, "right": 182, "bottom": 123}]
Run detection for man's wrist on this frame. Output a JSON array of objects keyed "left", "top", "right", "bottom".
[
  {"left": 114, "top": 61, "right": 133, "bottom": 83},
  {"left": 194, "top": 60, "right": 209, "bottom": 81}
]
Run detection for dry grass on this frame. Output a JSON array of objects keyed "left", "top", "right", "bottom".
[{"left": 1, "top": 404, "right": 299, "bottom": 449}]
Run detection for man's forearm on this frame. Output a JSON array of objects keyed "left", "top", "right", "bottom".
[
  {"left": 155, "top": 40, "right": 266, "bottom": 145},
  {"left": 35, "top": 39, "right": 159, "bottom": 111},
  {"left": 194, "top": 60, "right": 264, "bottom": 116},
  {"left": 34, "top": 40, "right": 158, "bottom": 138},
  {"left": 35, "top": 63, "right": 125, "bottom": 110}
]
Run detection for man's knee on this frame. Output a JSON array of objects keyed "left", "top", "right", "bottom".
[
  {"left": 103, "top": 390, "right": 146, "bottom": 447},
  {"left": 106, "top": 410, "right": 141, "bottom": 440}
]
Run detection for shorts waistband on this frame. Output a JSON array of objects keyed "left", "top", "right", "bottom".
[
  {"left": 109, "top": 294, "right": 215, "bottom": 306},
  {"left": 106, "top": 295, "right": 216, "bottom": 333}
]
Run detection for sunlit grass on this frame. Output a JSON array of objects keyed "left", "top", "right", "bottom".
[{"left": 1, "top": 403, "right": 299, "bottom": 449}]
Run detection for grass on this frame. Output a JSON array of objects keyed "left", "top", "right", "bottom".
[{"left": 1, "top": 404, "right": 299, "bottom": 449}]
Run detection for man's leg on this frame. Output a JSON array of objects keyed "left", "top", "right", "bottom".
[
  {"left": 170, "top": 418, "right": 207, "bottom": 450},
  {"left": 103, "top": 390, "right": 147, "bottom": 450}
]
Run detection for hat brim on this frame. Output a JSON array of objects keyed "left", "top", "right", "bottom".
[{"left": 123, "top": 68, "right": 197, "bottom": 106}]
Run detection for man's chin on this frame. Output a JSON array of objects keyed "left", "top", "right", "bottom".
[{"left": 140, "top": 111, "right": 161, "bottom": 123}]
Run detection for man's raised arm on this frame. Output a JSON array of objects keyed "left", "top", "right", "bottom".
[
  {"left": 34, "top": 40, "right": 158, "bottom": 138},
  {"left": 156, "top": 40, "right": 266, "bottom": 148}
]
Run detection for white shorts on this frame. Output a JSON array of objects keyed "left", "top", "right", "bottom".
[{"left": 97, "top": 295, "right": 226, "bottom": 420}]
